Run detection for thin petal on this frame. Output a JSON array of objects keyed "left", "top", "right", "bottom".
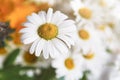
[
  {"left": 21, "top": 33, "right": 39, "bottom": 42},
  {"left": 57, "top": 35, "right": 74, "bottom": 48},
  {"left": 43, "top": 41, "right": 50, "bottom": 59},
  {"left": 19, "top": 28, "right": 36, "bottom": 33},
  {"left": 35, "top": 39, "right": 46, "bottom": 57},
  {"left": 27, "top": 14, "right": 40, "bottom": 26},
  {"left": 51, "top": 11, "right": 68, "bottom": 26},
  {"left": 50, "top": 42, "right": 61, "bottom": 58},
  {"left": 31, "top": 13, "right": 43, "bottom": 26},
  {"left": 38, "top": 11, "right": 46, "bottom": 24},
  {"left": 29, "top": 39, "right": 40, "bottom": 54},
  {"left": 22, "top": 36, "right": 39, "bottom": 44},
  {"left": 52, "top": 38, "right": 68, "bottom": 55},
  {"left": 22, "top": 22, "right": 37, "bottom": 28},
  {"left": 58, "top": 20, "right": 75, "bottom": 28},
  {"left": 59, "top": 25, "right": 76, "bottom": 34},
  {"left": 46, "top": 8, "right": 53, "bottom": 23}
]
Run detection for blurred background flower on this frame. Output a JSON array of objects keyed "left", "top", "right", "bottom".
[{"left": 0, "top": 0, "right": 120, "bottom": 80}]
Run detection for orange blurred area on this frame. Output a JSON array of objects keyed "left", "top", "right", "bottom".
[
  {"left": 0, "top": 0, "right": 25, "bottom": 22},
  {"left": 0, "top": 0, "right": 51, "bottom": 45}
]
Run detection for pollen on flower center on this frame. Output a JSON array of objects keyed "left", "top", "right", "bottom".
[
  {"left": 98, "top": 25, "right": 106, "bottom": 31},
  {"left": 83, "top": 53, "right": 94, "bottom": 60},
  {"left": 23, "top": 52, "right": 37, "bottom": 64},
  {"left": 79, "top": 29, "right": 90, "bottom": 40},
  {"left": 78, "top": 7, "right": 92, "bottom": 19},
  {"left": 65, "top": 58, "right": 74, "bottom": 70},
  {"left": 38, "top": 23, "right": 58, "bottom": 40}
]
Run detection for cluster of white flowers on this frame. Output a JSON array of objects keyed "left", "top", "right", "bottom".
[{"left": 20, "top": 0, "right": 120, "bottom": 80}]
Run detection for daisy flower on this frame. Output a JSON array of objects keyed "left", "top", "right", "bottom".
[
  {"left": 75, "top": 48, "right": 111, "bottom": 80},
  {"left": 52, "top": 52, "right": 84, "bottom": 80},
  {"left": 20, "top": 8, "right": 77, "bottom": 59},
  {"left": 96, "top": 24, "right": 120, "bottom": 53},
  {"left": 100, "top": 54, "right": 120, "bottom": 80},
  {"left": 99, "top": 0, "right": 120, "bottom": 8},
  {"left": 70, "top": 0, "right": 104, "bottom": 25},
  {"left": 15, "top": 46, "right": 51, "bottom": 68},
  {"left": 75, "top": 23, "right": 102, "bottom": 53}
]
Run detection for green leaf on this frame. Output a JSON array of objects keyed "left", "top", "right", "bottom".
[
  {"left": 81, "top": 74, "right": 87, "bottom": 80},
  {"left": 106, "top": 48, "right": 112, "bottom": 53},
  {"left": 80, "top": 71, "right": 90, "bottom": 80},
  {"left": 0, "top": 65, "right": 36, "bottom": 80},
  {"left": 3, "top": 48, "right": 20, "bottom": 67},
  {"left": 35, "top": 67, "right": 56, "bottom": 80}
]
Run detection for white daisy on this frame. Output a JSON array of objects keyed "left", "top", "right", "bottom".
[
  {"left": 99, "top": 0, "right": 120, "bottom": 8},
  {"left": 96, "top": 24, "right": 120, "bottom": 53},
  {"left": 110, "top": 4, "right": 120, "bottom": 20},
  {"left": 70, "top": 0, "right": 104, "bottom": 25},
  {"left": 75, "top": 48, "right": 111, "bottom": 80},
  {"left": 15, "top": 46, "right": 51, "bottom": 68},
  {"left": 100, "top": 54, "right": 120, "bottom": 80},
  {"left": 20, "top": 8, "right": 77, "bottom": 59},
  {"left": 52, "top": 52, "right": 84, "bottom": 80},
  {"left": 75, "top": 23, "right": 102, "bottom": 53}
]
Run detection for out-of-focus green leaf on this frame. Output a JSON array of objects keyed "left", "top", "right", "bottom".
[
  {"left": 35, "top": 67, "right": 56, "bottom": 80},
  {"left": 106, "top": 48, "right": 112, "bottom": 53},
  {"left": 80, "top": 70, "right": 90, "bottom": 80},
  {"left": 3, "top": 48, "right": 20, "bottom": 67},
  {"left": 0, "top": 65, "right": 36, "bottom": 80},
  {"left": 81, "top": 74, "right": 87, "bottom": 80}
]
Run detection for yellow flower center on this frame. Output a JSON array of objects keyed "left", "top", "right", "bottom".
[
  {"left": 23, "top": 52, "right": 37, "bottom": 64},
  {"left": 108, "top": 22, "right": 114, "bottom": 29},
  {"left": 79, "top": 7, "right": 92, "bottom": 19},
  {"left": 38, "top": 23, "right": 58, "bottom": 40},
  {"left": 79, "top": 29, "right": 90, "bottom": 40},
  {"left": 98, "top": 25, "right": 106, "bottom": 31},
  {"left": 83, "top": 53, "right": 94, "bottom": 60},
  {"left": 64, "top": 58, "right": 74, "bottom": 70},
  {"left": 100, "top": 0, "right": 106, "bottom": 6}
]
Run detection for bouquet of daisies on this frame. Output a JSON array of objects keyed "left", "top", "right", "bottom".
[{"left": 0, "top": 0, "right": 120, "bottom": 80}]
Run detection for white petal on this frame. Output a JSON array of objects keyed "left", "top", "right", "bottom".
[
  {"left": 22, "top": 36, "right": 39, "bottom": 44},
  {"left": 38, "top": 11, "right": 46, "bottom": 24},
  {"left": 59, "top": 25, "right": 76, "bottom": 34},
  {"left": 46, "top": 8, "right": 53, "bottom": 23},
  {"left": 50, "top": 43, "right": 61, "bottom": 58},
  {"left": 21, "top": 33, "right": 39, "bottom": 42},
  {"left": 19, "top": 28, "right": 36, "bottom": 33},
  {"left": 57, "top": 35, "right": 74, "bottom": 48},
  {"left": 58, "top": 20, "right": 75, "bottom": 28},
  {"left": 32, "top": 13, "right": 43, "bottom": 25},
  {"left": 27, "top": 14, "right": 40, "bottom": 26},
  {"left": 43, "top": 41, "right": 50, "bottom": 59},
  {"left": 52, "top": 38, "right": 68, "bottom": 55},
  {"left": 22, "top": 22, "right": 37, "bottom": 28},
  {"left": 43, "top": 41, "right": 60, "bottom": 59},
  {"left": 29, "top": 39, "right": 40, "bottom": 54},
  {"left": 47, "top": 41, "right": 56, "bottom": 58},
  {"left": 51, "top": 11, "right": 68, "bottom": 26},
  {"left": 35, "top": 39, "right": 46, "bottom": 57}
]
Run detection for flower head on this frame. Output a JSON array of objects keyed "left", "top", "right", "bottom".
[
  {"left": 20, "top": 8, "right": 77, "bottom": 59},
  {"left": 52, "top": 53, "right": 84, "bottom": 80}
]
